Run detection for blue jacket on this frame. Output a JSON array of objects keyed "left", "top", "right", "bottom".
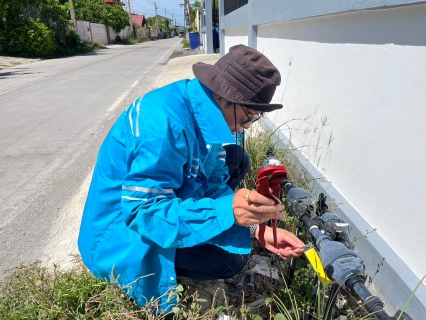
[{"left": 78, "top": 78, "right": 251, "bottom": 310}]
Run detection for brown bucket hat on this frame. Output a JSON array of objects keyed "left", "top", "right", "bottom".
[{"left": 192, "top": 44, "right": 282, "bottom": 112}]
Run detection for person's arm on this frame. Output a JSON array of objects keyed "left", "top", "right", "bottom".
[
  {"left": 121, "top": 130, "right": 235, "bottom": 249},
  {"left": 203, "top": 144, "right": 234, "bottom": 200}
]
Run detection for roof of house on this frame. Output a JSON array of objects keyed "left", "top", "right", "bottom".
[
  {"left": 131, "top": 13, "right": 148, "bottom": 27},
  {"left": 104, "top": 0, "right": 124, "bottom": 4}
]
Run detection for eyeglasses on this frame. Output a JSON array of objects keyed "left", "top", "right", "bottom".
[{"left": 240, "top": 105, "right": 262, "bottom": 126}]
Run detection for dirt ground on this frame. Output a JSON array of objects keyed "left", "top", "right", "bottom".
[{"left": 0, "top": 55, "right": 40, "bottom": 68}]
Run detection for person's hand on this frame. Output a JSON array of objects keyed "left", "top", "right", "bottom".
[
  {"left": 232, "top": 188, "right": 284, "bottom": 226},
  {"left": 255, "top": 225, "right": 305, "bottom": 261}
]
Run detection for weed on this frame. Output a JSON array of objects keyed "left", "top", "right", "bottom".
[
  {"left": 181, "top": 39, "right": 190, "bottom": 49},
  {"left": 117, "top": 37, "right": 150, "bottom": 45},
  {"left": 353, "top": 228, "right": 377, "bottom": 242}
]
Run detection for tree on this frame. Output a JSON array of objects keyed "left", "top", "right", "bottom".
[
  {"left": 146, "top": 16, "right": 170, "bottom": 30},
  {"left": 108, "top": 3, "right": 130, "bottom": 32},
  {"left": 0, "top": 0, "right": 71, "bottom": 29},
  {"left": 74, "top": 0, "right": 129, "bottom": 32},
  {"left": 0, "top": 0, "right": 82, "bottom": 58},
  {"left": 190, "top": 0, "right": 201, "bottom": 29}
]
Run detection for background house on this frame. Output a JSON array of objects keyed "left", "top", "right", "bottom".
[
  {"left": 131, "top": 13, "right": 148, "bottom": 28},
  {"left": 103, "top": 0, "right": 125, "bottom": 6},
  {"left": 201, "top": 0, "right": 426, "bottom": 318}
]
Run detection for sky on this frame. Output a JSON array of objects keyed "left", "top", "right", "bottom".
[{"left": 124, "top": 0, "right": 193, "bottom": 27}]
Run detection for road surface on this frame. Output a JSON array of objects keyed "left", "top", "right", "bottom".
[{"left": 0, "top": 38, "right": 182, "bottom": 276}]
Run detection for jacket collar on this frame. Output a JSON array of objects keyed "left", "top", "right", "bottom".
[{"left": 187, "top": 78, "right": 235, "bottom": 145}]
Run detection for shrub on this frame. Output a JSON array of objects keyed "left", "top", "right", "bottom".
[
  {"left": 55, "top": 30, "right": 87, "bottom": 56},
  {"left": 0, "top": 19, "right": 56, "bottom": 58}
]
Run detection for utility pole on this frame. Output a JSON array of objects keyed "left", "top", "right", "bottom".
[
  {"left": 127, "top": 0, "right": 133, "bottom": 36},
  {"left": 69, "top": 0, "right": 78, "bottom": 33},
  {"left": 179, "top": 3, "right": 185, "bottom": 31},
  {"left": 185, "top": 0, "right": 191, "bottom": 32},
  {"left": 180, "top": 1, "right": 191, "bottom": 31},
  {"left": 154, "top": 2, "right": 158, "bottom": 28}
]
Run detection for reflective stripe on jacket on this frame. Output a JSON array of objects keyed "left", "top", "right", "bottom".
[{"left": 78, "top": 78, "right": 251, "bottom": 310}]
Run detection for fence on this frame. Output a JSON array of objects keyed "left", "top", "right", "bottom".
[
  {"left": 135, "top": 26, "right": 149, "bottom": 40},
  {"left": 73, "top": 21, "right": 131, "bottom": 45},
  {"left": 109, "top": 26, "right": 131, "bottom": 41},
  {"left": 73, "top": 21, "right": 163, "bottom": 45}
]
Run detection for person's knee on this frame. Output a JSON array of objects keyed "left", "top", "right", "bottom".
[{"left": 227, "top": 254, "right": 249, "bottom": 278}]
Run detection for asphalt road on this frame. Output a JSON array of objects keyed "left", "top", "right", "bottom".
[{"left": 0, "top": 38, "right": 182, "bottom": 278}]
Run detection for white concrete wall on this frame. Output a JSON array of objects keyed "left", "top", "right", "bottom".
[
  {"left": 90, "top": 23, "right": 108, "bottom": 45},
  {"left": 75, "top": 21, "right": 91, "bottom": 42},
  {"left": 223, "top": 27, "right": 248, "bottom": 53},
  {"left": 109, "top": 26, "right": 131, "bottom": 41},
  {"left": 222, "top": 1, "right": 426, "bottom": 317},
  {"left": 259, "top": 2, "right": 426, "bottom": 280}
]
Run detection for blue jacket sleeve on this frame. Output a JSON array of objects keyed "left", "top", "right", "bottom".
[
  {"left": 121, "top": 129, "right": 236, "bottom": 249},
  {"left": 204, "top": 144, "right": 234, "bottom": 199},
  {"left": 202, "top": 144, "right": 252, "bottom": 253}
]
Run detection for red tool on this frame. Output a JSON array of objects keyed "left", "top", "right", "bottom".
[{"left": 256, "top": 166, "right": 287, "bottom": 248}]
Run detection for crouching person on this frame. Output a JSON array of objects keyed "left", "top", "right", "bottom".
[{"left": 78, "top": 44, "right": 305, "bottom": 312}]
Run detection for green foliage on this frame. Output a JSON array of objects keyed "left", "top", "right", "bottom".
[
  {"left": 0, "top": 261, "right": 147, "bottom": 319},
  {"left": 146, "top": 16, "right": 169, "bottom": 30},
  {"left": 75, "top": 0, "right": 129, "bottom": 32},
  {"left": 0, "top": 0, "right": 71, "bottom": 32},
  {"left": 0, "top": 19, "right": 57, "bottom": 58},
  {"left": 109, "top": 3, "right": 130, "bottom": 32},
  {"left": 117, "top": 36, "right": 150, "bottom": 45},
  {"left": 74, "top": 0, "right": 107, "bottom": 25},
  {"left": 181, "top": 38, "right": 190, "bottom": 48},
  {"left": 190, "top": 0, "right": 201, "bottom": 29},
  {"left": 0, "top": 0, "right": 86, "bottom": 58}
]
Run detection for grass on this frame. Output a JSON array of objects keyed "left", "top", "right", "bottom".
[
  {"left": 181, "top": 39, "right": 190, "bottom": 49},
  {"left": 116, "top": 37, "right": 151, "bottom": 45}
]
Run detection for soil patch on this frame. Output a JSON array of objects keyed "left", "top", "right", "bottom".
[{"left": 0, "top": 55, "right": 40, "bottom": 68}]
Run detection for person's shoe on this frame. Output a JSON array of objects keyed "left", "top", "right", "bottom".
[{"left": 177, "top": 276, "right": 228, "bottom": 315}]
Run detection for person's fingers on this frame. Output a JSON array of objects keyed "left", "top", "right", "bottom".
[
  {"left": 233, "top": 189, "right": 285, "bottom": 226},
  {"left": 275, "top": 228, "right": 305, "bottom": 248},
  {"left": 252, "top": 212, "right": 284, "bottom": 225},
  {"left": 277, "top": 248, "right": 301, "bottom": 259},
  {"left": 247, "top": 190, "right": 275, "bottom": 206}
]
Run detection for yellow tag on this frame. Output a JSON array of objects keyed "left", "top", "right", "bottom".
[{"left": 304, "top": 248, "right": 332, "bottom": 285}]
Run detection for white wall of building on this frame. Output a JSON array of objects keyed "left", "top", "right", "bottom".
[
  {"left": 220, "top": 1, "right": 426, "bottom": 317},
  {"left": 258, "top": 2, "right": 426, "bottom": 281},
  {"left": 223, "top": 27, "right": 248, "bottom": 53}
]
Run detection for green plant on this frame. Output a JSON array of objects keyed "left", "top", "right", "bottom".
[
  {"left": 118, "top": 37, "right": 150, "bottom": 45},
  {"left": 0, "top": 0, "right": 88, "bottom": 58},
  {"left": 0, "top": 19, "right": 57, "bottom": 58},
  {"left": 181, "top": 39, "right": 190, "bottom": 48},
  {"left": 353, "top": 228, "right": 378, "bottom": 242},
  {"left": 75, "top": 0, "right": 129, "bottom": 33}
]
